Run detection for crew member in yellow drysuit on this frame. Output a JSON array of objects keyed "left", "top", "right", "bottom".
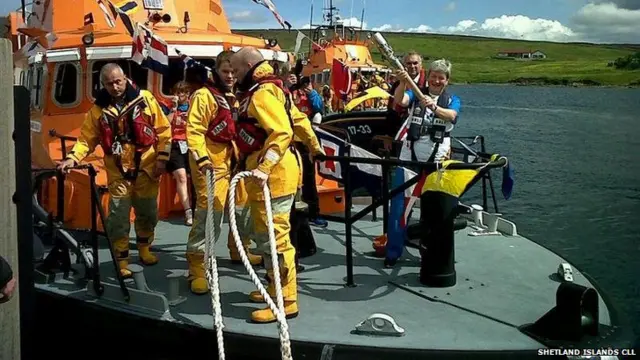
[
  {"left": 230, "top": 47, "right": 301, "bottom": 323},
  {"left": 58, "top": 63, "right": 171, "bottom": 278},
  {"left": 185, "top": 51, "right": 262, "bottom": 295}
]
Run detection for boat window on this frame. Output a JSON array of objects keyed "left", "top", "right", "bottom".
[
  {"left": 19, "top": 69, "right": 26, "bottom": 87},
  {"left": 53, "top": 63, "right": 80, "bottom": 107},
  {"left": 323, "top": 71, "right": 330, "bottom": 84},
  {"left": 160, "top": 58, "right": 216, "bottom": 96},
  {"left": 90, "top": 60, "right": 148, "bottom": 98},
  {"left": 31, "top": 65, "right": 44, "bottom": 109}
]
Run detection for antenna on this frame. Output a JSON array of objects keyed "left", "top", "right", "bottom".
[
  {"left": 360, "top": 0, "right": 365, "bottom": 30},
  {"left": 308, "top": 1, "right": 313, "bottom": 55},
  {"left": 21, "top": 0, "right": 27, "bottom": 23}
]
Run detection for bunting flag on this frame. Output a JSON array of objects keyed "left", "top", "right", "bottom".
[
  {"left": 95, "top": 0, "right": 136, "bottom": 36},
  {"left": 291, "top": 30, "right": 325, "bottom": 54},
  {"left": 96, "top": 0, "right": 117, "bottom": 28},
  {"left": 84, "top": 13, "right": 95, "bottom": 27},
  {"left": 115, "top": 0, "right": 139, "bottom": 15},
  {"left": 293, "top": 31, "right": 305, "bottom": 54},
  {"left": 331, "top": 59, "right": 352, "bottom": 101},
  {"left": 251, "top": 0, "right": 292, "bottom": 30},
  {"left": 108, "top": 0, "right": 136, "bottom": 36},
  {"left": 131, "top": 23, "right": 169, "bottom": 75},
  {"left": 175, "top": 48, "right": 213, "bottom": 79},
  {"left": 315, "top": 127, "right": 383, "bottom": 197},
  {"left": 16, "top": 27, "right": 58, "bottom": 50},
  {"left": 26, "top": 0, "right": 53, "bottom": 31}
]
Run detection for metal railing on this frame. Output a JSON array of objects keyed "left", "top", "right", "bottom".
[{"left": 313, "top": 152, "right": 507, "bottom": 287}]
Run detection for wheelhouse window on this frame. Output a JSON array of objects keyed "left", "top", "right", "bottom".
[
  {"left": 53, "top": 62, "right": 80, "bottom": 106},
  {"left": 90, "top": 60, "right": 148, "bottom": 98},
  {"left": 30, "top": 65, "right": 44, "bottom": 109},
  {"left": 160, "top": 57, "right": 216, "bottom": 96}
]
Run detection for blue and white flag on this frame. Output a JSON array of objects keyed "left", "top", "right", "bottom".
[{"left": 315, "top": 127, "right": 383, "bottom": 197}]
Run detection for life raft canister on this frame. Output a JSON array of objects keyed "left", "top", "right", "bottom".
[{"left": 203, "top": 83, "right": 237, "bottom": 143}]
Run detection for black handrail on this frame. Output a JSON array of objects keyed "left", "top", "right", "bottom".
[
  {"left": 62, "top": 164, "right": 130, "bottom": 301},
  {"left": 313, "top": 154, "right": 508, "bottom": 286},
  {"left": 48, "top": 129, "right": 77, "bottom": 160}
]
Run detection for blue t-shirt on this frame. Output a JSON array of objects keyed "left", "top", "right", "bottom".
[{"left": 405, "top": 89, "right": 461, "bottom": 124}]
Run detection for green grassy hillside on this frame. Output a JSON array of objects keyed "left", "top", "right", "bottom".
[{"left": 235, "top": 29, "right": 640, "bottom": 86}]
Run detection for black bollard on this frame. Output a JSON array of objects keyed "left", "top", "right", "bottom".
[
  {"left": 419, "top": 191, "right": 459, "bottom": 287},
  {"left": 289, "top": 201, "right": 317, "bottom": 270}
]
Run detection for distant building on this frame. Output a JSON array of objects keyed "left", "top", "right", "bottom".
[{"left": 496, "top": 49, "right": 546, "bottom": 59}]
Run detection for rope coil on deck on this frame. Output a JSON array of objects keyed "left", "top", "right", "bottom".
[
  {"left": 228, "top": 171, "right": 293, "bottom": 360},
  {"left": 204, "top": 169, "right": 226, "bottom": 360}
]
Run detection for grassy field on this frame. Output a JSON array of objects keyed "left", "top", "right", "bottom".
[{"left": 235, "top": 29, "right": 640, "bottom": 86}]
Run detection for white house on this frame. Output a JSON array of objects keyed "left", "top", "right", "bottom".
[{"left": 496, "top": 49, "right": 547, "bottom": 59}]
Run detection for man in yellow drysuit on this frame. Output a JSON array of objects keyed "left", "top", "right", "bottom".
[
  {"left": 230, "top": 47, "right": 301, "bottom": 323},
  {"left": 57, "top": 63, "right": 171, "bottom": 278},
  {"left": 185, "top": 51, "right": 262, "bottom": 295}
]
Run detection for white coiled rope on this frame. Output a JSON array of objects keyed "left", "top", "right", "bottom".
[
  {"left": 204, "top": 169, "right": 226, "bottom": 360},
  {"left": 227, "top": 171, "right": 293, "bottom": 360}
]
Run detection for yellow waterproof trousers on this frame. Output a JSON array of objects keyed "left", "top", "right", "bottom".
[
  {"left": 107, "top": 172, "right": 159, "bottom": 278},
  {"left": 186, "top": 143, "right": 261, "bottom": 294},
  {"left": 187, "top": 142, "right": 231, "bottom": 255},
  {"left": 228, "top": 177, "right": 254, "bottom": 259},
  {"left": 250, "top": 194, "right": 297, "bottom": 302}
]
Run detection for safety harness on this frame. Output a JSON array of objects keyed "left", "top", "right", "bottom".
[
  {"left": 95, "top": 85, "right": 158, "bottom": 181},
  {"left": 235, "top": 74, "right": 297, "bottom": 162},
  {"left": 406, "top": 88, "right": 453, "bottom": 163}
]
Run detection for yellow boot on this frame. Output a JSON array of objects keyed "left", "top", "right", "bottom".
[
  {"left": 228, "top": 233, "right": 263, "bottom": 266},
  {"left": 137, "top": 243, "right": 158, "bottom": 266},
  {"left": 251, "top": 301, "right": 299, "bottom": 323},
  {"left": 249, "top": 280, "right": 275, "bottom": 303},
  {"left": 186, "top": 252, "right": 209, "bottom": 295},
  {"left": 250, "top": 268, "right": 299, "bottom": 324},
  {"left": 118, "top": 259, "right": 132, "bottom": 279},
  {"left": 112, "top": 237, "right": 132, "bottom": 278}
]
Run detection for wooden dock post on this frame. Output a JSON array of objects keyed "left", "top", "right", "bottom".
[{"left": 0, "top": 38, "right": 20, "bottom": 360}]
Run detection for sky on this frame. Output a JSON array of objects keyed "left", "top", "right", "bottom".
[{"left": 2, "top": 0, "right": 639, "bottom": 44}]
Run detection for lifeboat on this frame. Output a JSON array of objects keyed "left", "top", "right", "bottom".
[
  {"left": 4, "top": 0, "right": 296, "bottom": 230},
  {"left": 299, "top": 0, "right": 392, "bottom": 111}
]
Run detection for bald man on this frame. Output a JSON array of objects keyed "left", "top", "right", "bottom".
[
  {"left": 58, "top": 63, "right": 172, "bottom": 279},
  {"left": 230, "top": 47, "right": 301, "bottom": 323}
]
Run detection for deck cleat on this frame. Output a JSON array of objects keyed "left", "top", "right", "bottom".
[
  {"left": 127, "top": 264, "right": 152, "bottom": 292},
  {"left": 166, "top": 270, "right": 188, "bottom": 306},
  {"left": 557, "top": 262, "right": 574, "bottom": 282},
  {"left": 354, "top": 313, "right": 405, "bottom": 337},
  {"left": 469, "top": 212, "right": 502, "bottom": 236}
]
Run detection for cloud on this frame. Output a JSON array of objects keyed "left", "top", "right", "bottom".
[
  {"left": 444, "top": 2, "right": 456, "bottom": 12},
  {"left": 592, "top": 0, "right": 640, "bottom": 9},
  {"left": 302, "top": 16, "right": 367, "bottom": 29},
  {"left": 294, "top": 2, "right": 639, "bottom": 43},
  {"left": 367, "top": 2, "right": 640, "bottom": 43},
  {"left": 570, "top": 2, "right": 640, "bottom": 43},
  {"left": 228, "top": 10, "right": 267, "bottom": 23},
  {"left": 371, "top": 15, "right": 575, "bottom": 42}
]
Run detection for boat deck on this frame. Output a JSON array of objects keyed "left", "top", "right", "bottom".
[{"left": 34, "top": 207, "right": 616, "bottom": 357}]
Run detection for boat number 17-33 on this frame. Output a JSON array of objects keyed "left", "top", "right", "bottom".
[{"left": 347, "top": 125, "right": 373, "bottom": 135}]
